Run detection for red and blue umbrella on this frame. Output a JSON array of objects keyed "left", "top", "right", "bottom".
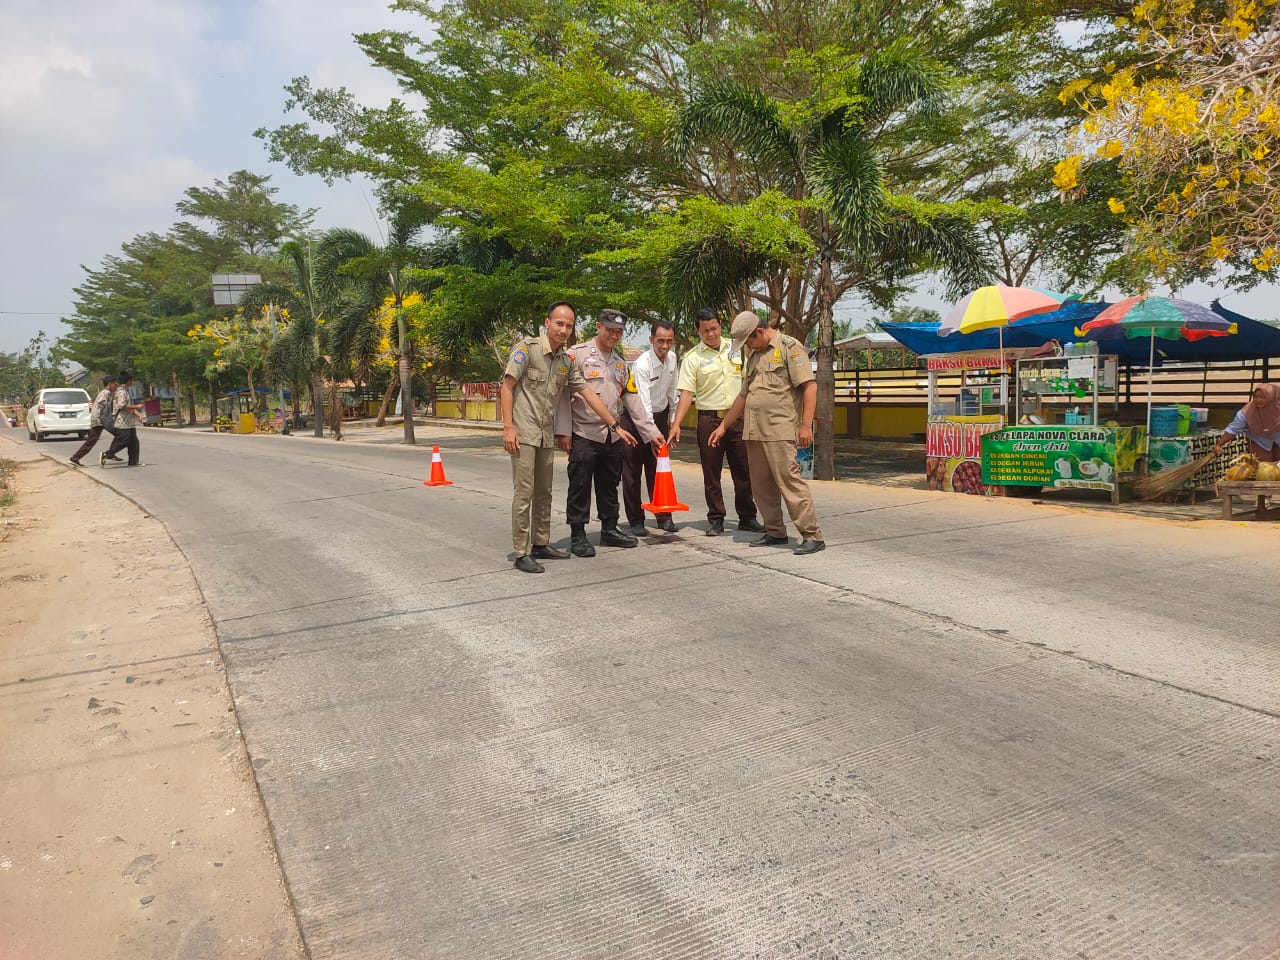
[
  {"left": 1076, "top": 297, "right": 1237, "bottom": 436},
  {"left": 1076, "top": 296, "right": 1236, "bottom": 341}
]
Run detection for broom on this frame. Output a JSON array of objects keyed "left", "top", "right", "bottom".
[{"left": 1131, "top": 450, "right": 1218, "bottom": 500}]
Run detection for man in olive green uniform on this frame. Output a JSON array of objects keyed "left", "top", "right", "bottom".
[
  {"left": 500, "top": 302, "right": 638, "bottom": 574},
  {"left": 709, "top": 311, "right": 825, "bottom": 555}
]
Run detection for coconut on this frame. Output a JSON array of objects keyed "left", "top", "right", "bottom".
[{"left": 1255, "top": 461, "right": 1280, "bottom": 482}]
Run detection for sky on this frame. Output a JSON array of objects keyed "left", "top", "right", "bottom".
[
  {"left": 0, "top": 0, "right": 420, "bottom": 355},
  {"left": 1, "top": 0, "right": 1274, "bottom": 359}
]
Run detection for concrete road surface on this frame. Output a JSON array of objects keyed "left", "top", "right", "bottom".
[{"left": 34, "top": 426, "right": 1279, "bottom": 959}]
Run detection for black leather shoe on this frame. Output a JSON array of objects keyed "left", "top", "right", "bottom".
[
  {"left": 793, "top": 539, "right": 826, "bottom": 555},
  {"left": 628, "top": 523, "right": 649, "bottom": 537},
  {"left": 738, "top": 516, "right": 766, "bottom": 533},
  {"left": 750, "top": 533, "right": 790, "bottom": 547},
  {"left": 571, "top": 535, "right": 596, "bottom": 558},
  {"left": 600, "top": 527, "right": 638, "bottom": 548},
  {"left": 532, "top": 544, "right": 569, "bottom": 560},
  {"left": 513, "top": 555, "right": 545, "bottom": 573},
  {"left": 705, "top": 519, "right": 724, "bottom": 537},
  {"left": 657, "top": 517, "right": 677, "bottom": 533}
]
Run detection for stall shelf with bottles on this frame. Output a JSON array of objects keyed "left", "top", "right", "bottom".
[{"left": 1014, "top": 348, "right": 1120, "bottom": 427}]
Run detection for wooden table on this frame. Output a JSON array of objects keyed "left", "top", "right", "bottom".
[{"left": 1217, "top": 480, "right": 1280, "bottom": 520}]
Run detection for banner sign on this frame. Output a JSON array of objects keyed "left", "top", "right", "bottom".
[
  {"left": 462, "top": 381, "right": 499, "bottom": 400},
  {"left": 982, "top": 426, "right": 1118, "bottom": 490},
  {"left": 926, "top": 415, "right": 1004, "bottom": 494},
  {"left": 926, "top": 414, "right": 1004, "bottom": 459},
  {"left": 926, "top": 355, "right": 1004, "bottom": 371}
]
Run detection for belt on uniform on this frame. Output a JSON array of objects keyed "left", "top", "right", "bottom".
[{"left": 699, "top": 409, "right": 729, "bottom": 418}]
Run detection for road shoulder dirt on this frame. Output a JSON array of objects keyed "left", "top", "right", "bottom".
[{"left": 0, "top": 443, "right": 304, "bottom": 960}]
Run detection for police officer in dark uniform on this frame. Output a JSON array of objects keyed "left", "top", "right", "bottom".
[{"left": 554, "top": 309, "right": 663, "bottom": 557}]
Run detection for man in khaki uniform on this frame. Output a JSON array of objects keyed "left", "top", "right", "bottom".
[
  {"left": 500, "top": 302, "right": 637, "bottom": 574},
  {"left": 708, "top": 311, "right": 825, "bottom": 555},
  {"left": 667, "top": 307, "right": 763, "bottom": 537},
  {"left": 554, "top": 309, "right": 661, "bottom": 557}
]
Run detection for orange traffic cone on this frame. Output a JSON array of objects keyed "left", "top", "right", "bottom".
[
  {"left": 642, "top": 444, "right": 689, "bottom": 514},
  {"left": 423, "top": 446, "right": 453, "bottom": 486}
]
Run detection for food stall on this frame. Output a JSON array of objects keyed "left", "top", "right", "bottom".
[
  {"left": 924, "top": 351, "right": 1009, "bottom": 494},
  {"left": 979, "top": 347, "right": 1146, "bottom": 503}
]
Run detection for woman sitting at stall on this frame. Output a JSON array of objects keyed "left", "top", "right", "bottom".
[{"left": 1213, "top": 383, "right": 1280, "bottom": 461}]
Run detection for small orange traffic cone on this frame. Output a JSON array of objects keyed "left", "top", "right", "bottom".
[
  {"left": 642, "top": 444, "right": 689, "bottom": 514},
  {"left": 423, "top": 446, "right": 453, "bottom": 486}
]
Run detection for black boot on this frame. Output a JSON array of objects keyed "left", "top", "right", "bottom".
[
  {"left": 570, "top": 524, "right": 596, "bottom": 557},
  {"left": 600, "top": 524, "right": 638, "bottom": 548}
]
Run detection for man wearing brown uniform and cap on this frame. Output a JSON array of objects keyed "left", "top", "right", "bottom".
[
  {"left": 554, "top": 308, "right": 661, "bottom": 557},
  {"left": 666, "top": 307, "right": 764, "bottom": 537},
  {"left": 500, "top": 302, "right": 638, "bottom": 574},
  {"left": 709, "top": 311, "right": 825, "bottom": 555}
]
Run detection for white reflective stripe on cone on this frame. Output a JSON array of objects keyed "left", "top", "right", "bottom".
[{"left": 657, "top": 456, "right": 671, "bottom": 471}]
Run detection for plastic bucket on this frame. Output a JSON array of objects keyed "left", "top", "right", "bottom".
[{"left": 1150, "top": 406, "right": 1179, "bottom": 437}]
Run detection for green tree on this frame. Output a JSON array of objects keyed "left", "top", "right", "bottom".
[
  {"left": 256, "top": 0, "right": 1124, "bottom": 478},
  {"left": 311, "top": 198, "right": 432, "bottom": 442},
  {"left": 176, "top": 170, "right": 315, "bottom": 257},
  {"left": 14, "top": 334, "right": 63, "bottom": 402},
  {"left": 668, "top": 45, "right": 993, "bottom": 478},
  {"left": 190, "top": 310, "right": 275, "bottom": 412},
  {"left": 246, "top": 237, "right": 381, "bottom": 439},
  {"left": 59, "top": 172, "right": 308, "bottom": 420}
]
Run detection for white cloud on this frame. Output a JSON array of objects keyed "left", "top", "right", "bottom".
[
  {"left": 0, "top": 0, "right": 213, "bottom": 148},
  {"left": 102, "top": 155, "right": 217, "bottom": 210}
]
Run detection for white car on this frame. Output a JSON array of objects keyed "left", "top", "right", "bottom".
[{"left": 27, "top": 387, "right": 93, "bottom": 441}]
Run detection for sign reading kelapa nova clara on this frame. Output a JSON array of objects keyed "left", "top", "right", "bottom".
[{"left": 981, "top": 426, "right": 1118, "bottom": 491}]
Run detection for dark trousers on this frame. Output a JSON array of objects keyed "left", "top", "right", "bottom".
[
  {"left": 621, "top": 408, "right": 670, "bottom": 525},
  {"left": 70, "top": 425, "right": 108, "bottom": 463},
  {"left": 104, "top": 427, "right": 139, "bottom": 465},
  {"left": 566, "top": 434, "right": 625, "bottom": 527},
  {"left": 696, "top": 412, "right": 755, "bottom": 523}
]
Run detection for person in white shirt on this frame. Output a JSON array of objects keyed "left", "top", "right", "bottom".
[{"left": 621, "top": 321, "right": 680, "bottom": 535}]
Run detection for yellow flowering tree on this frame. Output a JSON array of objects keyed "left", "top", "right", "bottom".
[
  {"left": 1058, "top": 0, "right": 1280, "bottom": 286},
  {"left": 188, "top": 309, "right": 275, "bottom": 412},
  {"left": 369, "top": 292, "right": 448, "bottom": 422}
]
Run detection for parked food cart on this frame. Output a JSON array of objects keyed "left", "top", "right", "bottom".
[
  {"left": 924, "top": 351, "right": 1009, "bottom": 494},
  {"left": 979, "top": 347, "right": 1147, "bottom": 503}
]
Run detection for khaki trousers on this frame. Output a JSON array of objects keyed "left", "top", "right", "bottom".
[
  {"left": 511, "top": 444, "right": 556, "bottom": 556},
  {"left": 746, "top": 439, "right": 822, "bottom": 541}
]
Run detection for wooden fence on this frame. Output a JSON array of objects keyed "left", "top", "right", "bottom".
[{"left": 425, "top": 359, "right": 1276, "bottom": 440}]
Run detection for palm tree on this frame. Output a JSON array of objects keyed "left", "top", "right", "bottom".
[
  {"left": 311, "top": 203, "right": 431, "bottom": 444},
  {"left": 670, "top": 44, "right": 992, "bottom": 479},
  {"left": 243, "top": 239, "right": 378, "bottom": 439}
]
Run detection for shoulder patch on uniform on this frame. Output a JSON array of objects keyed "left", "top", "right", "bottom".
[
  {"left": 790, "top": 351, "right": 806, "bottom": 362},
  {"left": 512, "top": 349, "right": 527, "bottom": 366},
  {"left": 625, "top": 371, "right": 637, "bottom": 393}
]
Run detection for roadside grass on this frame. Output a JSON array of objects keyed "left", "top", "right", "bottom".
[
  {"left": 0, "top": 457, "right": 14, "bottom": 542},
  {"left": 0, "top": 456, "right": 15, "bottom": 509}
]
